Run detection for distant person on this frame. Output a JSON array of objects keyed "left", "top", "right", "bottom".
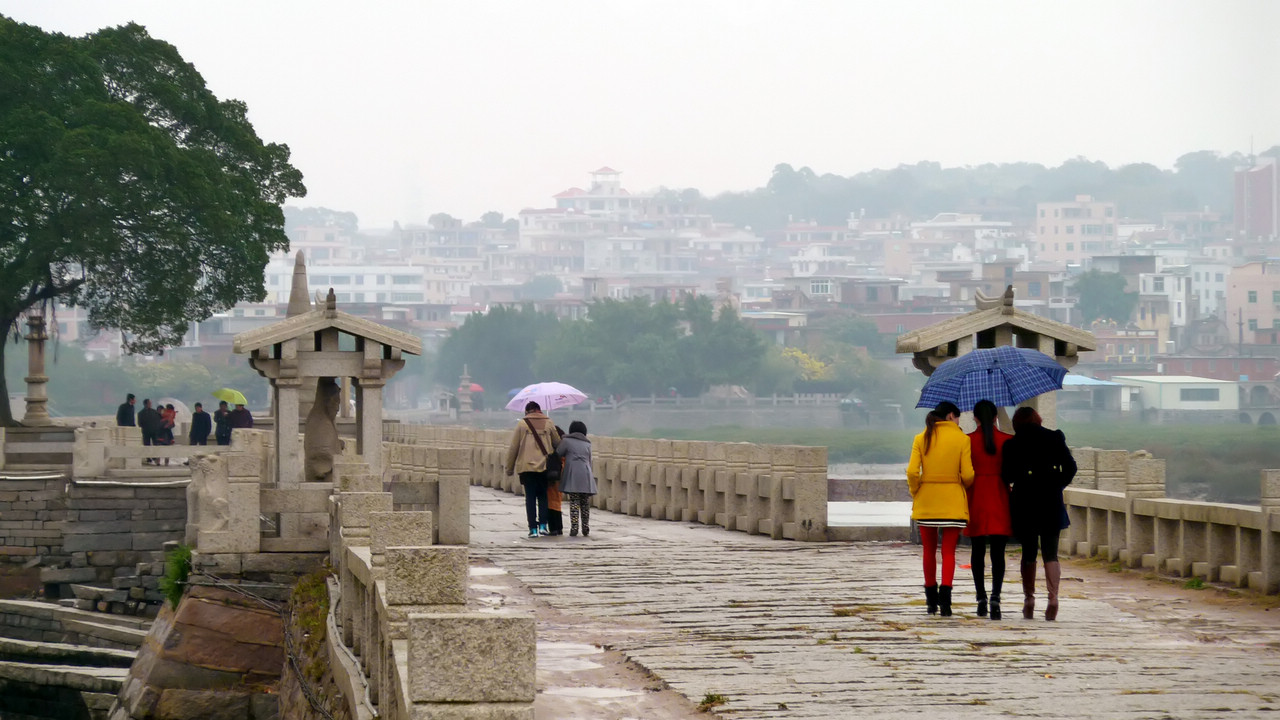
[
  {"left": 556, "top": 420, "right": 598, "bottom": 537},
  {"left": 115, "top": 394, "right": 136, "bottom": 427},
  {"left": 136, "top": 399, "right": 163, "bottom": 465},
  {"left": 965, "top": 400, "right": 1013, "bottom": 620},
  {"left": 213, "top": 401, "right": 232, "bottom": 446},
  {"left": 1002, "top": 407, "right": 1077, "bottom": 621},
  {"left": 906, "top": 401, "right": 974, "bottom": 617},
  {"left": 504, "top": 401, "right": 562, "bottom": 538},
  {"left": 229, "top": 403, "right": 254, "bottom": 431},
  {"left": 189, "top": 402, "right": 211, "bottom": 446}
]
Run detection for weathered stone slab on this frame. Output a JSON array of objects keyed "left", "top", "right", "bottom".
[
  {"left": 385, "top": 546, "right": 466, "bottom": 606},
  {"left": 407, "top": 613, "right": 535, "bottom": 703}
]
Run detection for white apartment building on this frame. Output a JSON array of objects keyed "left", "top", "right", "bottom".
[{"left": 1187, "top": 258, "right": 1234, "bottom": 318}]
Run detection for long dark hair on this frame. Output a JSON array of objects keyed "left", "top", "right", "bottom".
[
  {"left": 923, "top": 401, "right": 960, "bottom": 453},
  {"left": 973, "top": 399, "right": 999, "bottom": 455}
]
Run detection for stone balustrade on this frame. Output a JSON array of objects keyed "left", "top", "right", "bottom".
[
  {"left": 382, "top": 422, "right": 831, "bottom": 541},
  {"left": 1064, "top": 448, "right": 1280, "bottom": 594},
  {"left": 327, "top": 463, "right": 535, "bottom": 720}
]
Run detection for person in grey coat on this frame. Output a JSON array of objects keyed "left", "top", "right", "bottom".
[{"left": 555, "top": 420, "right": 597, "bottom": 537}]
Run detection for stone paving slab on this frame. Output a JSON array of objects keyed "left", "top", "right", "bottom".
[{"left": 469, "top": 485, "right": 1280, "bottom": 719}]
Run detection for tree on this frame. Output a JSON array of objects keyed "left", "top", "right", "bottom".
[
  {"left": 284, "top": 206, "right": 358, "bottom": 235},
  {"left": 1071, "top": 270, "right": 1137, "bottom": 326},
  {"left": 479, "top": 211, "right": 505, "bottom": 228},
  {"left": 0, "top": 18, "right": 305, "bottom": 424},
  {"left": 518, "top": 275, "right": 562, "bottom": 300},
  {"left": 435, "top": 305, "right": 560, "bottom": 395}
]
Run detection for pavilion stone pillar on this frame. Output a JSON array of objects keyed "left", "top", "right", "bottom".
[
  {"left": 1031, "top": 333, "right": 1059, "bottom": 429},
  {"left": 356, "top": 344, "right": 387, "bottom": 483},
  {"left": 277, "top": 338, "right": 302, "bottom": 486},
  {"left": 22, "top": 314, "right": 52, "bottom": 426}
]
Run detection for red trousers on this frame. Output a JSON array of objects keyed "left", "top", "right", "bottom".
[{"left": 920, "top": 526, "right": 960, "bottom": 587}]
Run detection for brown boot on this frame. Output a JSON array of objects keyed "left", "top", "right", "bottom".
[
  {"left": 1044, "top": 561, "right": 1061, "bottom": 621},
  {"left": 1021, "top": 561, "right": 1037, "bottom": 619}
]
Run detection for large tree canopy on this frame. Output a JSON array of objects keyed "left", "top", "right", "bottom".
[
  {"left": 1071, "top": 270, "right": 1138, "bottom": 326},
  {"left": 0, "top": 17, "right": 305, "bottom": 423}
]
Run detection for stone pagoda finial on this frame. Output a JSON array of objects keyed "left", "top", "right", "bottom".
[
  {"left": 324, "top": 289, "right": 337, "bottom": 318},
  {"left": 287, "top": 250, "right": 311, "bottom": 317}
]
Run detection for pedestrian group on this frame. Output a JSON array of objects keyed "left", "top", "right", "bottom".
[
  {"left": 115, "top": 394, "right": 254, "bottom": 463},
  {"left": 908, "top": 399, "right": 1076, "bottom": 620},
  {"left": 505, "top": 402, "right": 598, "bottom": 538}
]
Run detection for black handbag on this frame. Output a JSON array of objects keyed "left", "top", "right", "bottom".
[{"left": 524, "top": 419, "right": 561, "bottom": 480}]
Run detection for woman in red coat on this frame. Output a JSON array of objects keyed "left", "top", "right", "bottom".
[{"left": 965, "top": 400, "right": 1012, "bottom": 619}]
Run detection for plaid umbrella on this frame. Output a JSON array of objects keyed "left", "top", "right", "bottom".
[{"left": 916, "top": 346, "right": 1067, "bottom": 411}]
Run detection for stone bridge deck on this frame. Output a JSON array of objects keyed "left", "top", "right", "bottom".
[{"left": 469, "top": 486, "right": 1280, "bottom": 719}]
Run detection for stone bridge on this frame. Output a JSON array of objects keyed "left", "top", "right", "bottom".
[{"left": 2, "top": 422, "right": 1280, "bottom": 719}]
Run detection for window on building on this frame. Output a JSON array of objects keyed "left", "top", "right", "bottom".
[
  {"left": 1195, "top": 272, "right": 1201, "bottom": 281},
  {"left": 1105, "top": 207, "right": 1114, "bottom": 217},
  {"left": 1153, "top": 277, "right": 1164, "bottom": 292},
  {"left": 1004, "top": 266, "right": 1013, "bottom": 279},
  {"left": 329, "top": 275, "right": 351, "bottom": 285},
  {"left": 1273, "top": 290, "right": 1280, "bottom": 304},
  {"left": 810, "top": 280, "right": 830, "bottom": 295},
  {"left": 1066, "top": 243, "right": 1074, "bottom": 251},
  {"left": 1249, "top": 319, "right": 1259, "bottom": 330},
  {"left": 1066, "top": 225, "right": 1075, "bottom": 234},
  {"left": 1039, "top": 209, "right": 1045, "bottom": 218},
  {"left": 866, "top": 286, "right": 879, "bottom": 301},
  {"left": 1039, "top": 226, "right": 1044, "bottom": 234},
  {"left": 1180, "top": 388, "right": 1219, "bottom": 402},
  {"left": 1028, "top": 281, "right": 1042, "bottom": 297},
  {"left": 393, "top": 275, "right": 418, "bottom": 285},
  {"left": 895, "top": 324, "right": 905, "bottom": 333},
  {"left": 1216, "top": 273, "right": 1224, "bottom": 282},
  {"left": 1249, "top": 290, "right": 1258, "bottom": 303}
]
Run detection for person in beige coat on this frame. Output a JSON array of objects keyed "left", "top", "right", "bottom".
[{"left": 505, "top": 402, "right": 562, "bottom": 537}]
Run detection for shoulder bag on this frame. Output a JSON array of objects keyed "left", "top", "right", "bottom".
[{"left": 524, "top": 419, "right": 561, "bottom": 480}]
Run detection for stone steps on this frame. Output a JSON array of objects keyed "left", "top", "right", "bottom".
[
  {"left": 0, "top": 659, "right": 127, "bottom": 717},
  {"left": 0, "top": 598, "right": 150, "bottom": 651},
  {"left": 0, "top": 635, "right": 136, "bottom": 668}
]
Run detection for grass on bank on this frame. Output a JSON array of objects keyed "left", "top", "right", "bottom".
[{"left": 615, "top": 422, "right": 1280, "bottom": 505}]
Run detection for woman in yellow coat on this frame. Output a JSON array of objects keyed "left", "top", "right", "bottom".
[{"left": 907, "top": 401, "right": 975, "bottom": 616}]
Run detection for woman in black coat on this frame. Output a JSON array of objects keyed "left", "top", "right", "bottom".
[{"left": 1001, "top": 407, "right": 1076, "bottom": 621}]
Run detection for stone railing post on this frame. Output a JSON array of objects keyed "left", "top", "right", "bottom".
[
  {"left": 437, "top": 448, "right": 470, "bottom": 545},
  {"left": 1123, "top": 451, "right": 1165, "bottom": 568},
  {"left": 1262, "top": 470, "right": 1280, "bottom": 594}
]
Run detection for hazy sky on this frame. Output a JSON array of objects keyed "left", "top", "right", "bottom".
[{"left": 4, "top": 1, "right": 1278, "bottom": 228}]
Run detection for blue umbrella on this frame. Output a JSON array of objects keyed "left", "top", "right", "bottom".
[{"left": 916, "top": 346, "right": 1067, "bottom": 411}]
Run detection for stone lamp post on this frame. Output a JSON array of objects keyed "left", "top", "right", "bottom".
[{"left": 22, "top": 313, "right": 53, "bottom": 426}]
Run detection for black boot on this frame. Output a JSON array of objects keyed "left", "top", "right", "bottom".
[
  {"left": 924, "top": 585, "right": 939, "bottom": 615},
  {"left": 989, "top": 591, "right": 1002, "bottom": 620},
  {"left": 939, "top": 586, "right": 953, "bottom": 617}
]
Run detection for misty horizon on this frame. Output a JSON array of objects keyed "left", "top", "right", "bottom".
[{"left": 4, "top": 0, "right": 1276, "bottom": 227}]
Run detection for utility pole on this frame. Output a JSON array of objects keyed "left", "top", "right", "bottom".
[{"left": 1238, "top": 308, "right": 1245, "bottom": 356}]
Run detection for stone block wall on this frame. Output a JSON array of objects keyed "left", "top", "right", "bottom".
[
  {"left": 383, "top": 422, "right": 831, "bottom": 541},
  {"left": 0, "top": 473, "right": 68, "bottom": 566},
  {"left": 380, "top": 443, "right": 471, "bottom": 545},
  {"left": 1064, "top": 448, "right": 1280, "bottom": 595},
  {"left": 327, "top": 463, "right": 535, "bottom": 720}
]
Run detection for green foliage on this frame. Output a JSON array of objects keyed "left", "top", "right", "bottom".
[
  {"left": 0, "top": 17, "right": 305, "bottom": 424},
  {"left": 290, "top": 568, "right": 331, "bottom": 683},
  {"left": 698, "top": 693, "right": 728, "bottom": 712},
  {"left": 435, "top": 305, "right": 561, "bottom": 395},
  {"left": 1071, "top": 270, "right": 1138, "bottom": 325},
  {"left": 159, "top": 543, "right": 192, "bottom": 608},
  {"left": 1183, "top": 577, "right": 1205, "bottom": 590},
  {"left": 535, "top": 296, "right": 767, "bottom": 397},
  {"left": 283, "top": 206, "right": 358, "bottom": 235},
  {"left": 825, "top": 316, "right": 893, "bottom": 356},
  {"left": 518, "top": 275, "right": 563, "bottom": 300}
]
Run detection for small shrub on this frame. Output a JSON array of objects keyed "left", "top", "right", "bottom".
[
  {"left": 158, "top": 544, "right": 192, "bottom": 608},
  {"left": 698, "top": 693, "right": 728, "bottom": 712},
  {"left": 1183, "top": 577, "right": 1206, "bottom": 590}
]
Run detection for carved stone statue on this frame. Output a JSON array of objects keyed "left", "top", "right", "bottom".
[{"left": 303, "top": 377, "right": 343, "bottom": 483}]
